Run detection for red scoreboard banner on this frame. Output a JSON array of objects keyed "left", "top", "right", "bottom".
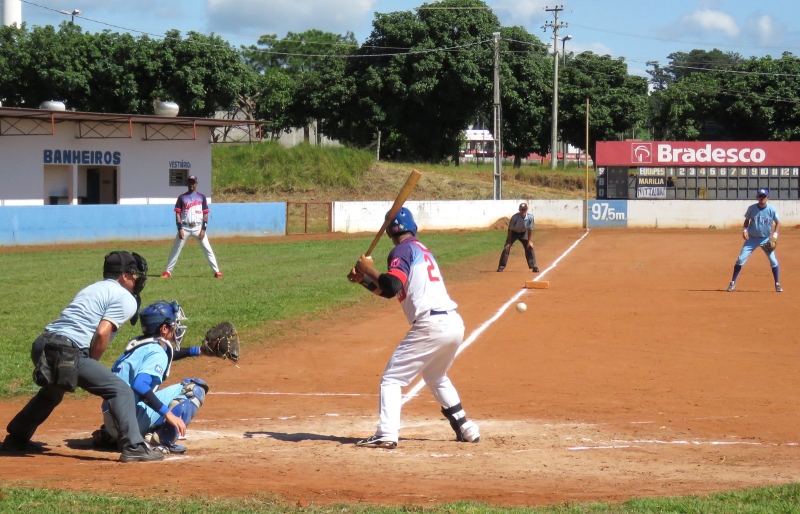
[{"left": 596, "top": 141, "right": 800, "bottom": 167}]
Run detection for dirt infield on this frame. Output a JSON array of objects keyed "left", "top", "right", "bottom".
[{"left": 2, "top": 228, "right": 800, "bottom": 506}]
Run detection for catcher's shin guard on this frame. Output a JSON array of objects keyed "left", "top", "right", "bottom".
[
  {"left": 441, "top": 402, "right": 480, "bottom": 442},
  {"left": 151, "top": 379, "right": 207, "bottom": 447}
]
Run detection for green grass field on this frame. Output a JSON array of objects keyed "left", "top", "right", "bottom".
[
  {"left": 0, "top": 230, "right": 502, "bottom": 396},
  {"left": 2, "top": 483, "right": 800, "bottom": 513}
]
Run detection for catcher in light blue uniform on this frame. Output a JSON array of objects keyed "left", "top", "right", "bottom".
[
  {"left": 94, "top": 300, "right": 210, "bottom": 454},
  {"left": 728, "top": 188, "right": 781, "bottom": 292}
]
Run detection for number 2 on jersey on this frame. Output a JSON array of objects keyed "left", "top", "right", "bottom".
[{"left": 423, "top": 254, "right": 441, "bottom": 282}]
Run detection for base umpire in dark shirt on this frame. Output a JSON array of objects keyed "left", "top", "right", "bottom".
[{"left": 497, "top": 203, "right": 539, "bottom": 273}]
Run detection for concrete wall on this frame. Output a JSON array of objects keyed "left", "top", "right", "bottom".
[
  {"left": 332, "top": 199, "right": 584, "bottom": 233},
  {"left": 0, "top": 203, "right": 285, "bottom": 245},
  {"left": 627, "top": 200, "right": 800, "bottom": 228},
  {"left": 0, "top": 121, "right": 212, "bottom": 205}
]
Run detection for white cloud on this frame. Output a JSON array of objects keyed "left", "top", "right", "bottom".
[
  {"left": 744, "top": 13, "right": 783, "bottom": 46},
  {"left": 205, "top": 0, "right": 378, "bottom": 38},
  {"left": 680, "top": 8, "right": 740, "bottom": 37},
  {"left": 491, "top": 0, "right": 550, "bottom": 24}
]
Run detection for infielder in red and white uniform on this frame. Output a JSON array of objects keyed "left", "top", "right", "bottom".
[
  {"left": 162, "top": 175, "right": 222, "bottom": 279},
  {"left": 348, "top": 207, "right": 480, "bottom": 448}
]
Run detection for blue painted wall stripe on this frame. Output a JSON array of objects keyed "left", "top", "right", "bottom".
[{"left": 0, "top": 203, "right": 286, "bottom": 245}]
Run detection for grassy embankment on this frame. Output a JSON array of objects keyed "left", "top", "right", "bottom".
[
  {"left": 2, "top": 483, "right": 800, "bottom": 513},
  {"left": 211, "top": 142, "right": 593, "bottom": 204}
]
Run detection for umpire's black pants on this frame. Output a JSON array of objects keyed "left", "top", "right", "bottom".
[
  {"left": 498, "top": 230, "right": 538, "bottom": 270},
  {"left": 6, "top": 332, "right": 145, "bottom": 449}
]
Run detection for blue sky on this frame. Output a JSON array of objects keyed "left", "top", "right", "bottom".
[{"left": 17, "top": 0, "right": 800, "bottom": 77}]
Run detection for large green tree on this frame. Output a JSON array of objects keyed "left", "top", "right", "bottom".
[
  {"left": 334, "top": 0, "right": 498, "bottom": 162},
  {"left": 496, "top": 26, "right": 551, "bottom": 168},
  {"left": 559, "top": 52, "right": 649, "bottom": 162}
]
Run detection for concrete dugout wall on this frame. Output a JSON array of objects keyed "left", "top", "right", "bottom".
[
  {"left": 0, "top": 203, "right": 285, "bottom": 245},
  {"left": 331, "top": 200, "right": 584, "bottom": 233}
]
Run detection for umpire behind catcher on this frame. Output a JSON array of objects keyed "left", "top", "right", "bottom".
[
  {"left": 1, "top": 251, "right": 164, "bottom": 463},
  {"left": 497, "top": 203, "right": 539, "bottom": 273}
]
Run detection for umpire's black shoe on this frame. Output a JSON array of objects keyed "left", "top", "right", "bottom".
[
  {"left": 497, "top": 266, "right": 505, "bottom": 272},
  {"left": 1, "top": 434, "right": 47, "bottom": 454},
  {"left": 531, "top": 267, "right": 540, "bottom": 273},
  {"left": 119, "top": 443, "right": 164, "bottom": 463}
]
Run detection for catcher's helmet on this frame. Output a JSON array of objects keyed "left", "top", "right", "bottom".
[
  {"left": 140, "top": 300, "right": 187, "bottom": 347},
  {"left": 387, "top": 207, "right": 417, "bottom": 237}
]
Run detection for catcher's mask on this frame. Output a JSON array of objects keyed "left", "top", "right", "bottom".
[
  {"left": 140, "top": 300, "right": 187, "bottom": 348},
  {"left": 386, "top": 207, "right": 417, "bottom": 237},
  {"left": 104, "top": 251, "right": 148, "bottom": 295}
]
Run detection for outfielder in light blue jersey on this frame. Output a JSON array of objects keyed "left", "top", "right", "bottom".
[
  {"left": 728, "top": 188, "right": 781, "bottom": 292},
  {"left": 94, "top": 300, "right": 210, "bottom": 454}
]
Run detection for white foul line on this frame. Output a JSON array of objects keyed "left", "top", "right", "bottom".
[{"left": 401, "top": 229, "right": 591, "bottom": 405}]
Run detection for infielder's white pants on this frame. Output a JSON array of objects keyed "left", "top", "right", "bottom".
[
  {"left": 375, "top": 312, "right": 466, "bottom": 441},
  {"left": 165, "top": 224, "right": 220, "bottom": 273}
]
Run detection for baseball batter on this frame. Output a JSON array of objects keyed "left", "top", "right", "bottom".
[
  {"left": 727, "top": 188, "right": 781, "bottom": 292},
  {"left": 347, "top": 207, "right": 480, "bottom": 448},
  {"left": 162, "top": 175, "right": 222, "bottom": 279},
  {"left": 93, "top": 300, "right": 209, "bottom": 454}
]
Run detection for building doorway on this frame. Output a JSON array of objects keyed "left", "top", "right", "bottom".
[{"left": 82, "top": 167, "right": 117, "bottom": 204}]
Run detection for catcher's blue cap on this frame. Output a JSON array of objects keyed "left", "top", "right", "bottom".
[{"left": 758, "top": 188, "right": 769, "bottom": 197}]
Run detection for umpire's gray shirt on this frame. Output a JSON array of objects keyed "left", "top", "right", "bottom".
[{"left": 509, "top": 212, "right": 534, "bottom": 233}]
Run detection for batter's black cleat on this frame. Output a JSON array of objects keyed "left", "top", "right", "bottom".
[
  {"left": 119, "top": 443, "right": 164, "bottom": 463},
  {"left": 776, "top": 282, "right": 783, "bottom": 292},
  {"left": 531, "top": 267, "right": 540, "bottom": 273},
  {"left": 0, "top": 434, "right": 47, "bottom": 454},
  {"left": 727, "top": 281, "right": 735, "bottom": 292},
  {"left": 355, "top": 435, "right": 397, "bottom": 449},
  {"left": 497, "top": 266, "right": 505, "bottom": 272}
]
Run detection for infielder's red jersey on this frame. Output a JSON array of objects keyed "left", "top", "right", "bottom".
[
  {"left": 174, "top": 192, "right": 209, "bottom": 224},
  {"left": 386, "top": 237, "right": 458, "bottom": 324}
]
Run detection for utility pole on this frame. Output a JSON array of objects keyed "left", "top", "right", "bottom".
[
  {"left": 492, "top": 31, "right": 502, "bottom": 200},
  {"left": 543, "top": 5, "right": 567, "bottom": 171}
]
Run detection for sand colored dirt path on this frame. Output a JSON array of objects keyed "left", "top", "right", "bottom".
[{"left": 1, "top": 228, "right": 800, "bottom": 506}]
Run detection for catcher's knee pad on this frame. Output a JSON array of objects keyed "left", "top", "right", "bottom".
[
  {"left": 155, "top": 397, "right": 201, "bottom": 446},
  {"left": 168, "top": 378, "right": 208, "bottom": 411}
]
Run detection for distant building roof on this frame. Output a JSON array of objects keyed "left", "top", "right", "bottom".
[
  {"left": 0, "top": 107, "right": 260, "bottom": 127},
  {"left": 465, "top": 129, "right": 494, "bottom": 142}
]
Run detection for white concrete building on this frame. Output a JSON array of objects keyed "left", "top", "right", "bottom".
[{"left": 0, "top": 107, "right": 258, "bottom": 206}]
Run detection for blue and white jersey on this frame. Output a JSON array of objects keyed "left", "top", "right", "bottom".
[
  {"left": 175, "top": 191, "right": 209, "bottom": 225},
  {"left": 744, "top": 204, "right": 779, "bottom": 239},
  {"left": 110, "top": 337, "right": 172, "bottom": 390},
  {"left": 45, "top": 279, "right": 137, "bottom": 349},
  {"left": 387, "top": 237, "right": 458, "bottom": 324}
]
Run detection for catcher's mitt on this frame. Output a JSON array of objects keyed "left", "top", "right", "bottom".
[
  {"left": 201, "top": 322, "right": 240, "bottom": 362},
  {"left": 762, "top": 237, "right": 778, "bottom": 253}
]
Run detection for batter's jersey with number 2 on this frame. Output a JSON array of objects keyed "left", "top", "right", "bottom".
[{"left": 387, "top": 237, "right": 458, "bottom": 324}]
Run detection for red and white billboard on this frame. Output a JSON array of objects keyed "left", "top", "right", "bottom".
[{"left": 597, "top": 141, "right": 800, "bottom": 167}]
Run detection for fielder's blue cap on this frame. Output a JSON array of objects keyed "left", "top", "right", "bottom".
[{"left": 758, "top": 188, "right": 769, "bottom": 197}]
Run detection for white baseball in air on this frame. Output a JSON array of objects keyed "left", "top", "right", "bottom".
[{"left": 516, "top": 302, "right": 527, "bottom": 313}]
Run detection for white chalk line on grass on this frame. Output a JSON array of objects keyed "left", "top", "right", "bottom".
[{"left": 401, "top": 229, "right": 591, "bottom": 405}]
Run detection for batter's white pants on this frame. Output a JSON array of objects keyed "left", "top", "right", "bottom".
[
  {"left": 375, "top": 312, "right": 466, "bottom": 442},
  {"left": 165, "top": 224, "right": 220, "bottom": 273}
]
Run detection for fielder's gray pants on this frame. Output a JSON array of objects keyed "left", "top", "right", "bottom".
[
  {"left": 498, "top": 231, "right": 537, "bottom": 269},
  {"left": 6, "top": 332, "right": 145, "bottom": 449},
  {"left": 165, "top": 224, "right": 220, "bottom": 273}
]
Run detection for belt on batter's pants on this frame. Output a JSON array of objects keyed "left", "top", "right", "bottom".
[
  {"left": 430, "top": 310, "right": 449, "bottom": 316},
  {"left": 182, "top": 222, "right": 201, "bottom": 226}
]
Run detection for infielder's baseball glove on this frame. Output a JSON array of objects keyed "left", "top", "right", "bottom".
[
  {"left": 201, "top": 322, "right": 240, "bottom": 362},
  {"left": 762, "top": 237, "right": 778, "bottom": 253}
]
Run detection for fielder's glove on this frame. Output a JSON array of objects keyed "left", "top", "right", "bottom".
[
  {"left": 762, "top": 238, "right": 778, "bottom": 253},
  {"left": 201, "top": 322, "right": 240, "bottom": 362}
]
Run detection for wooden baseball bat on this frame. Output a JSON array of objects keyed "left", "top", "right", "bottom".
[{"left": 364, "top": 169, "right": 422, "bottom": 257}]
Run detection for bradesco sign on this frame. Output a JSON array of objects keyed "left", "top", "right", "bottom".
[{"left": 596, "top": 141, "right": 800, "bottom": 166}]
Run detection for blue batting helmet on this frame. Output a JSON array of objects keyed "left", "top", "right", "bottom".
[
  {"left": 140, "top": 300, "right": 187, "bottom": 347},
  {"left": 387, "top": 207, "right": 417, "bottom": 237}
]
